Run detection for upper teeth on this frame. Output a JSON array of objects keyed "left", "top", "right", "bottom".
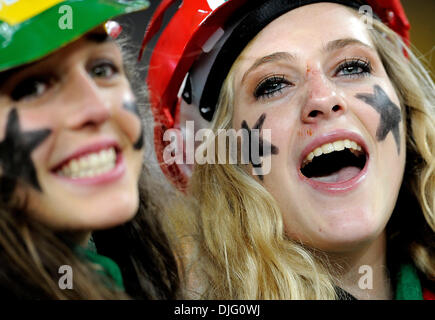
[
  {"left": 303, "top": 139, "right": 363, "bottom": 167},
  {"left": 56, "top": 147, "right": 117, "bottom": 179}
]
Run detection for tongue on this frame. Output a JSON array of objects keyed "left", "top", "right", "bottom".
[{"left": 311, "top": 166, "right": 361, "bottom": 183}]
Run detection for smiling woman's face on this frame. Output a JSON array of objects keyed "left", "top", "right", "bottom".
[
  {"left": 0, "top": 29, "right": 144, "bottom": 232},
  {"left": 231, "top": 3, "right": 406, "bottom": 252}
]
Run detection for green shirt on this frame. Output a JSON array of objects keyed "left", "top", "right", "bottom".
[
  {"left": 75, "top": 244, "right": 125, "bottom": 291},
  {"left": 395, "top": 263, "right": 423, "bottom": 300}
]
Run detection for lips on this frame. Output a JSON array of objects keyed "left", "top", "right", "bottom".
[
  {"left": 51, "top": 140, "right": 125, "bottom": 185},
  {"left": 298, "top": 130, "right": 369, "bottom": 193}
]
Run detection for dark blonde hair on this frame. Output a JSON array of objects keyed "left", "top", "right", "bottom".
[{"left": 170, "top": 13, "right": 435, "bottom": 299}]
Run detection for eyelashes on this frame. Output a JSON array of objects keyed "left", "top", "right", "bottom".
[
  {"left": 87, "top": 59, "right": 120, "bottom": 79},
  {"left": 254, "top": 75, "right": 292, "bottom": 100},
  {"left": 9, "top": 59, "right": 121, "bottom": 102},
  {"left": 335, "top": 58, "right": 372, "bottom": 78},
  {"left": 11, "top": 75, "right": 54, "bottom": 101},
  {"left": 253, "top": 58, "right": 373, "bottom": 100}
]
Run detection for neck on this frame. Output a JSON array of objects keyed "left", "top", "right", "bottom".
[
  {"left": 326, "top": 231, "right": 393, "bottom": 300},
  {"left": 65, "top": 231, "right": 92, "bottom": 248}
]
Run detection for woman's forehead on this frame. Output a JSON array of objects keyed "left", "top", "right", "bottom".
[{"left": 239, "top": 2, "right": 373, "bottom": 62}]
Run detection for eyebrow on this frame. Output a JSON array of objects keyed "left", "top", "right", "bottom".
[
  {"left": 241, "top": 38, "right": 374, "bottom": 84},
  {"left": 85, "top": 32, "right": 111, "bottom": 43},
  {"left": 324, "top": 38, "right": 374, "bottom": 52},
  {"left": 241, "top": 51, "right": 296, "bottom": 84}
]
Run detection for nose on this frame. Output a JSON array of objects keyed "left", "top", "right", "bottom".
[
  {"left": 301, "top": 70, "right": 347, "bottom": 124},
  {"left": 63, "top": 69, "right": 111, "bottom": 129}
]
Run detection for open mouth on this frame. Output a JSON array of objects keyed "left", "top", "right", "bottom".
[
  {"left": 53, "top": 146, "right": 120, "bottom": 179},
  {"left": 300, "top": 139, "right": 367, "bottom": 184}
]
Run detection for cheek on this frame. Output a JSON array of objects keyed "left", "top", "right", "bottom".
[
  {"left": 232, "top": 105, "right": 248, "bottom": 131},
  {"left": 351, "top": 97, "right": 380, "bottom": 135},
  {"left": 0, "top": 107, "right": 9, "bottom": 135},
  {"left": 18, "top": 108, "right": 57, "bottom": 169},
  {"left": 265, "top": 104, "right": 301, "bottom": 157},
  {"left": 115, "top": 108, "right": 142, "bottom": 148},
  {"left": 113, "top": 94, "right": 143, "bottom": 146},
  {"left": 20, "top": 107, "right": 57, "bottom": 127},
  {"left": 0, "top": 105, "right": 56, "bottom": 137},
  {"left": 379, "top": 119, "right": 406, "bottom": 182}
]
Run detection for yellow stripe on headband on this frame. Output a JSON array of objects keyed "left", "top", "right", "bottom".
[{"left": 0, "top": 0, "right": 64, "bottom": 25}]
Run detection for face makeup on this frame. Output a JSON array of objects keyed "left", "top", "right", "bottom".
[
  {"left": 0, "top": 30, "right": 144, "bottom": 231},
  {"left": 356, "top": 84, "right": 402, "bottom": 154},
  {"left": 122, "top": 100, "right": 144, "bottom": 150},
  {"left": 241, "top": 113, "right": 279, "bottom": 181},
  {"left": 231, "top": 3, "right": 406, "bottom": 251},
  {"left": 0, "top": 108, "right": 51, "bottom": 191}
]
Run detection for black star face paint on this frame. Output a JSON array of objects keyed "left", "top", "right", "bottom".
[
  {"left": 123, "top": 101, "right": 144, "bottom": 150},
  {"left": 241, "top": 113, "right": 279, "bottom": 181},
  {"left": 0, "top": 108, "right": 52, "bottom": 192},
  {"left": 355, "top": 85, "right": 402, "bottom": 154}
]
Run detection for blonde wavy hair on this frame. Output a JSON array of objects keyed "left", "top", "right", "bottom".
[{"left": 169, "top": 14, "right": 435, "bottom": 299}]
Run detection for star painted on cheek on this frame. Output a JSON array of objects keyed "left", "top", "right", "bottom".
[
  {"left": 241, "top": 113, "right": 279, "bottom": 181},
  {"left": 123, "top": 101, "right": 144, "bottom": 150},
  {"left": 355, "top": 85, "right": 402, "bottom": 154},
  {"left": 0, "top": 108, "right": 52, "bottom": 191}
]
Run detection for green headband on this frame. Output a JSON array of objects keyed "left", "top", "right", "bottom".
[{"left": 0, "top": 0, "right": 149, "bottom": 72}]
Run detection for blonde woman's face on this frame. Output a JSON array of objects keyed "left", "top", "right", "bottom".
[
  {"left": 231, "top": 3, "right": 406, "bottom": 252},
  {"left": 0, "top": 30, "right": 144, "bottom": 231}
]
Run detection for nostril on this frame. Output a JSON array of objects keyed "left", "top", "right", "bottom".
[
  {"left": 82, "top": 120, "right": 97, "bottom": 128},
  {"left": 308, "top": 110, "right": 320, "bottom": 117},
  {"left": 332, "top": 105, "right": 340, "bottom": 112}
]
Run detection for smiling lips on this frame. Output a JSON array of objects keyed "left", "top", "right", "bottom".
[
  {"left": 56, "top": 147, "right": 117, "bottom": 179},
  {"left": 298, "top": 131, "right": 369, "bottom": 193},
  {"left": 51, "top": 142, "right": 125, "bottom": 185}
]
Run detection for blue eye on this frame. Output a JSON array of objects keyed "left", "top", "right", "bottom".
[
  {"left": 336, "top": 58, "right": 372, "bottom": 78},
  {"left": 254, "top": 75, "right": 292, "bottom": 99}
]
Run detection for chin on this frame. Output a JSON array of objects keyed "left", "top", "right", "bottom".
[
  {"left": 286, "top": 207, "right": 386, "bottom": 252},
  {"left": 91, "top": 196, "right": 139, "bottom": 230},
  {"left": 313, "top": 221, "right": 384, "bottom": 253},
  {"left": 41, "top": 195, "right": 139, "bottom": 231}
]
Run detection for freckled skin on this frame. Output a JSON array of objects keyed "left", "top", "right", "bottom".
[
  {"left": 0, "top": 108, "right": 51, "bottom": 194},
  {"left": 122, "top": 101, "right": 144, "bottom": 150},
  {"left": 355, "top": 85, "right": 402, "bottom": 154},
  {"left": 241, "top": 113, "right": 279, "bottom": 181},
  {"left": 297, "top": 128, "right": 314, "bottom": 137}
]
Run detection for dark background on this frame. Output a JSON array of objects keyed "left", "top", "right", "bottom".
[{"left": 117, "top": 0, "right": 435, "bottom": 78}]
